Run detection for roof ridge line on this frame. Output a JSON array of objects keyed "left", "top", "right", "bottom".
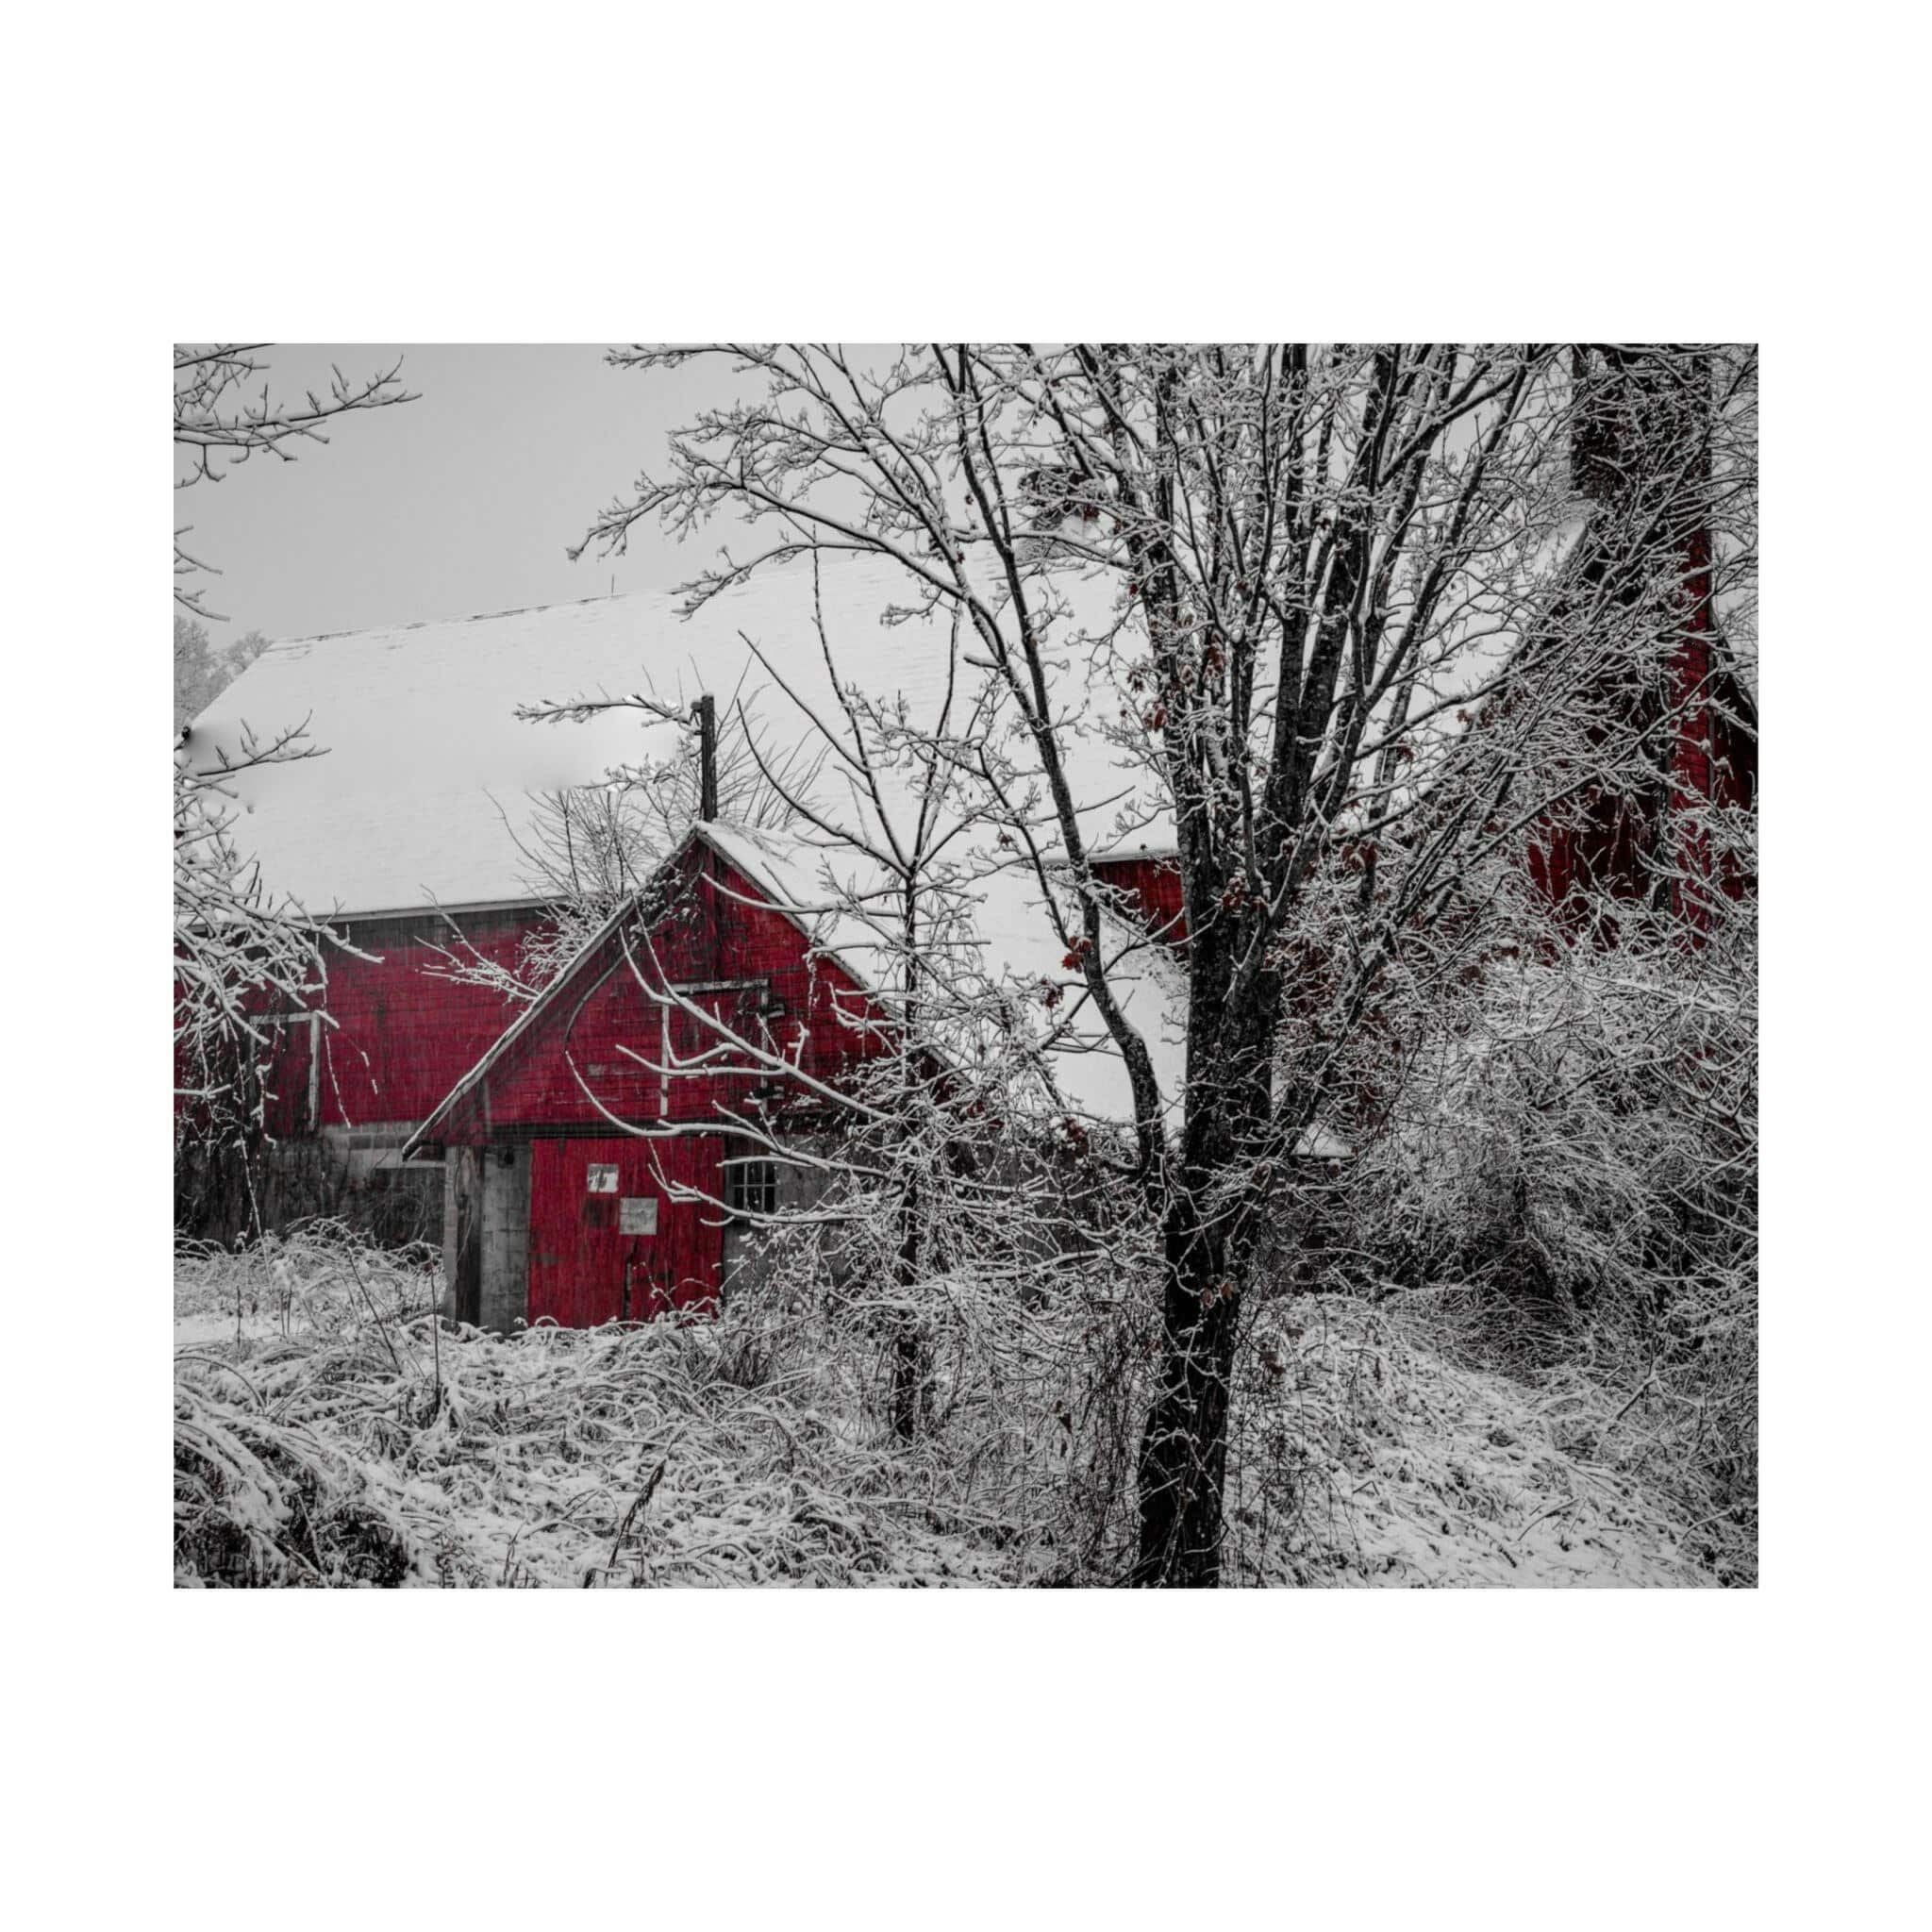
[{"left": 267, "top": 589, "right": 652, "bottom": 648}]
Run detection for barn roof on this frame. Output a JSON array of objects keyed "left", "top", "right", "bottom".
[
  {"left": 701, "top": 821, "right": 1191, "bottom": 1126},
  {"left": 184, "top": 552, "right": 1166, "bottom": 920}
]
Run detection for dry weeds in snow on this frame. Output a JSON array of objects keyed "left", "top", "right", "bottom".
[
  {"left": 1225, "top": 1294, "right": 1726, "bottom": 1588},
  {"left": 176, "top": 1227, "right": 1729, "bottom": 1589},
  {"left": 175, "top": 1229, "right": 1011, "bottom": 1588}
]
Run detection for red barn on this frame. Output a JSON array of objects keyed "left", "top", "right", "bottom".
[
  {"left": 401, "top": 824, "right": 895, "bottom": 1328},
  {"left": 240, "top": 906, "right": 538, "bottom": 1237}
]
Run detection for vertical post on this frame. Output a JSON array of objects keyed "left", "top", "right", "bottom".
[{"left": 694, "top": 693, "right": 718, "bottom": 822}]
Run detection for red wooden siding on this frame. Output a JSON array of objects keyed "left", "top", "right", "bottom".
[
  {"left": 1524, "top": 635, "right": 1757, "bottom": 925},
  {"left": 260, "top": 908, "right": 540, "bottom": 1141},
  {"left": 439, "top": 843, "right": 885, "bottom": 1144},
  {"left": 1092, "top": 855, "right": 1187, "bottom": 946},
  {"left": 527, "top": 1135, "right": 724, "bottom": 1324}
]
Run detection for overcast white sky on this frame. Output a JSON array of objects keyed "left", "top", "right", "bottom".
[{"left": 175, "top": 344, "right": 749, "bottom": 643}]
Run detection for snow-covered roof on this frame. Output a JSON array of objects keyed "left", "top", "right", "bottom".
[
  {"left": 700, "top": 821, "right": 1190, "bottom": 1127},
  {"left": 707, "top": 820, "right": 1348, "bottom": 1148},
  {"left": 186, "top": 553, "right": 1163, "bottom": 920}
]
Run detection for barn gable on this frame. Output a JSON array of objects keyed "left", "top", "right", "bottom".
[{"left": 407, "top": 825, "right": 883, "bottom": 1162}]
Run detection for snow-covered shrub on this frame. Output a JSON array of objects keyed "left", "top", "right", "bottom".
[
  {"left": 1222, "top": 1292, "right": 1720, "bottom": 1586},
  {"left": 174, "top": 736, "right": 339, "bottom": 1243},
  {"left": 1324, "top": 867, "right": 1757, "bottom": 1578}
]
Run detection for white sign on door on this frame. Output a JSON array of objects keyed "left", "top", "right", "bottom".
[{"left": 619, "top": 1196, "right": 658, "bottom": 1236}]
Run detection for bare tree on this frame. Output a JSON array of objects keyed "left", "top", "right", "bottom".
[
  {"left": 572, "top": 342, "right": 1752, "bottom": 1584},
  {"left": 174, "top": 721, "right": 340, "bottom": 1235},
  {"left": 175, "top": 615, "right": 271, "bottom": 734},
  {"left": 174, "top": 344, "right": 415, "bottom": 621},
  {"left": 174, "top": 344, "right": 414, "bottom": 1236},
  {"left": 509, "top": 559, "right": 1121, "bottom": 1461}
]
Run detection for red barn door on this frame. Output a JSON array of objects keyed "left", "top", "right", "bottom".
[{"left": 526, "top": 1136, "right": 724, "bottom": 1326}]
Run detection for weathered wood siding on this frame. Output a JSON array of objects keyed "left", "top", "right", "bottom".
[
  {"left": 263, "top": 908, "right": 539, "bottom": 1141},
  {"left": 455, "top": 844, "right": 884, "bottom": 1138},
  {"left": 1092, "top": 855, "right": 1187, "bottom": 946},
  {"left": 526, "top": 1135, "right": 724, "bottom": 1324},
  {"left": 479, "top": 1142, "right": 531, "bottom": 1333}
]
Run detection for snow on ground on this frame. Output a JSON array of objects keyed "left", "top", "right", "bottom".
[
  {"left": 1226, "top": 1296, "right": 1715, "bottom": 1588},
  {"left": 174, "top": 1239, "right": 1008, "bottom": 1589},
  {"left": 175, "top": 1240, "right": 1717, "bottom": 1589}
]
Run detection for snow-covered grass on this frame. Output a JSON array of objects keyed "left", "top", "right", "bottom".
[
  {"left": 1224, "top": 1293, "right": 1726, "bottom": 1588},
  {"left": 175, "top": 1226, "right": 1011, "bottom": 1587},
  {"left": 176, "top": 1225, "right": 1737, "bottom": 1588},
  {"left": 1316, "top": 923, "right": 1759, "bottom": 1587}
]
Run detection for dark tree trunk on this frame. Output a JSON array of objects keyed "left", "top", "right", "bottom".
[
  {"left": 890, "top": 1174, "right": 928, "bottom": 1441},
  {"left": 1131, "top": 1228, "right": 1244, "bottom": 1586},
  {"left": 891, "top": 1326, "right": 927, "bottom": 1441},
  {"left": 1131, "top": 954, "right": 1278, "bottom": 1587}
]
